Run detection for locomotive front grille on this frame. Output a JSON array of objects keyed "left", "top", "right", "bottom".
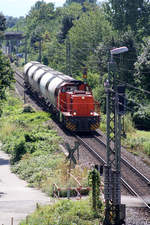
[{"left": 77, "top": 118, "right": 89, "bottom": 131}]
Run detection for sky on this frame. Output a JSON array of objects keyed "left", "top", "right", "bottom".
[{"left": 0, "top": 0, "right": 66, "bottom": 18}]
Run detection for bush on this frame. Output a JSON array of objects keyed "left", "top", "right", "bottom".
[
  {"left": 11, "top": 139, "right": 26, "bottom": 164},
  {"left": 12, "top": 153, "right": 64, "bottom": 188},
  {"left": 22, "top": 104, "right": 35, "bottom": 113},
  {"left": 133, "top": 104, "right": 150, "bottom": 130}
]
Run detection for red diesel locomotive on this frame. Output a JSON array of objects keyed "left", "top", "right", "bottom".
[{"left": 24, "top": 61, "right": 100, "bottom": 132}]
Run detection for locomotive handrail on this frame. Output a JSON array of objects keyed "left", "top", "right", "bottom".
[{"left": 60, "top": 99, "right": 97, "bottom": 105}]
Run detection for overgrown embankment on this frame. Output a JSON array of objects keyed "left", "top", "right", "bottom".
[
  {"left": 101, "top": 113, "right": 150, "bottom": 159},
  {"left": 0, "top": 90, "right": 104, "bottom": 225}
]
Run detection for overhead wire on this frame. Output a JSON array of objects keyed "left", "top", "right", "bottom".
[{"left": 116, "top": 78, "right": 150, "bottom": 95}]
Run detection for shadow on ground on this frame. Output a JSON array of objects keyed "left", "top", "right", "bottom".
[{"left": 0, "top": 157, "right": 10, "bottom": 165}]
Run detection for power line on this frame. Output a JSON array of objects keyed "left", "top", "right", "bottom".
[{"left": 116, "top": 79, "right": 150, "bottom": 95}]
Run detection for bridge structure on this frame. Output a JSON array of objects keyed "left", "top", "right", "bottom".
[
  {"left": 2, "top": 31, "right": 27, "bottom": 63},
  {"left": 4, "top": 31, "right": 25, "bottom": 40},
  {"left": 3, "top": 31, "right": 25, "bottom": 55}
]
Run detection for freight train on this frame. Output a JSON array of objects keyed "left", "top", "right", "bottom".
[{"left": 24, "top": 61, "right": 100, "bottom": 132}]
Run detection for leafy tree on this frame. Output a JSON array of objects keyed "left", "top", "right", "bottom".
[
  {"left": 27, "top": 1, "right": 55, "bottom": 30},
  {"left": 115, "top": 30, "right": 138, "bottom": 84},
  {"left": 103, "top": 0, "right": 144, "bottom": 32},
  {"left": 65, "top": 0, "right": 96, "bottom": 6},
  {"left": 69, "top": 8, "right": 112, "bottom": 75},
  {"left": 134, "top": 39, "right": 150, "bottom": 100},
  {"left": 0, "top": 13, "right": 13, "bottom": 112},
  {"left": 58, "top": 15, "right": 74, "bottom": 43},
  {"left": 0, "top": 51, "right": 14, "bottom": 115},
  {"left": 0, "top": 13, "right": 6, "bottom": 31},
  {"left": 25, "top": 1, "right": 57, "bottom": 62},
  {"left": 0, "top": 13, "right": 6, "bottom": 39},
  {"left": 5, "top": 16, "right": 18, "bottom": 29},
  {"left": 136, "top": 1, "right": 150, "bottom": 38},
  {"left": 58, "top": 3, "right": 83, "bottom": 43}
]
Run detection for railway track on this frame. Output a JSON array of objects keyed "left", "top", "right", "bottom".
[
  {"left": 75, "top": 133, "right": 150, "bottom": 209},
  {"left": 15, "top": 70, "right": 24, "bottom": 87},
  {"left": 14, "top": 69, "right": 150, "bottom": 210}
]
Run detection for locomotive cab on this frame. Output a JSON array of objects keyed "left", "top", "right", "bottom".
[{"left": 57, "top": 83, "right": 100, "bottom": 131}]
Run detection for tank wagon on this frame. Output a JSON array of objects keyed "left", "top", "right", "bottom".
[{"left": 24, "top": 61, "right": 100, "bottom": 132}]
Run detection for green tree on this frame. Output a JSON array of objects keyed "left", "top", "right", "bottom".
[
  {"left": 69, "top": 8, "right": 112, "bottom": 75},
  {"left": 26, "top": 1, "right": 55, "bottom": 31},
  {"left": 137, "top": 1, "right": 150, "bottom": 38},
  {"left": 58, "top": 15, "right": 74, "bottom": 43},
  {"left": 103, "top": 0, "right": 144, "bottom": 32},
  {"left": 0, "top": 51, "right": 14, "bottom": 115},
  {"left": 88, "top": 168, "right": 102, "bottom": 212},
  {"left": 0, "top": 13, "right": 6, "bottom": 39},
  {"left": 0, "top": 13, "right": 13, "bottom": 112},
  {"left": 25, "top": 1, "right": 58, "bottom": 62},
  {"left": 65, "top": 0, "right": 97, "bottom": 6},
  {"left": 134, "top": 39, "right": 150, "bottom": 100},
  {"left": 5, "top": 16, "right": 18, "bottom": 29},
  {"left": 58, "top": 3, "right": 83, "bottom": 44}
]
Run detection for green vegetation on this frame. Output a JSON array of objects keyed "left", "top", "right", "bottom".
[
  {"left": 0, "top": 13, "right": 14, "bottom": 115},
  {"left": 100, "top": 113, "right": 150, "bottom": 158},
  {"left": 0, "top": 91, "right": 63, "bottom": 194},
  {"left": 124, "top": 130, "right": 150, "bottom": 157},
  {"left": 20, "top": 199, "right": 104, "bottom": 225},
  {"left": 88, "top": 169, "right": 102, "bottom": 212},
  {"left": 0, "top": 91, "right": 104, "bottom": 224},
  {"left": 0, "top": 50, "right": 14, "bottom": 115}
]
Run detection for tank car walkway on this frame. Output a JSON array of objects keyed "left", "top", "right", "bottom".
[{"left": 0, "top": 149, "right": 50, "bottom": 225}]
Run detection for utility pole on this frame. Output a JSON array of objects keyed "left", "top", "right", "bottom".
[
  {"left": 103, "top": 47, "right": 128, "bottom": 225},
  {"left": 24, "top": 36, "right": 27, "bottom": 64},
  {"left": 38, "top": 39, "right": 42, "bottom": 63},
  {"left": 66, "top": 36, "right": 71, "bottom": 76}
]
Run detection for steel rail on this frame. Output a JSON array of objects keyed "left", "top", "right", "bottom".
[
  {"left": 94, "top": 135, "right": 150, "bottom": 186},
  {"left": 15, "top": 70, "right": 24, "bottom": 80},
  {"left": 15, "top": 78, "right": 24, "bottom": 88},
  {"left": 94, "top": 134, "right": 150, "bottom": 209},
  {"left": 74, "top": 134, "right": 136, "bottom": 195},
  {"left": 73, "top": 133, "right": 150, "bottom": 209},
  {"left": 75, "top": 134, "right": 105, "bottom": 165}
]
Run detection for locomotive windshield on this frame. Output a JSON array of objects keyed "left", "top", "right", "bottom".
[
  {"left": 61, "top": 85, "right": 77, "bottom": 92},
  {"left": 61, "top": 83, "right": 91, "bottom": 93}
]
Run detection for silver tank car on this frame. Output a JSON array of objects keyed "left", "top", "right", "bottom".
[{"left": 24, "top": 61, "right": 74, "bottom": 106}]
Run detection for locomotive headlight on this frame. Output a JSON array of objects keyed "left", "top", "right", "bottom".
[
  {"left": 90, "top": 111, "right": 94, "bottom": 115},
  {"left": 73, "top": 111, "right": 77, "bottom": 115}
]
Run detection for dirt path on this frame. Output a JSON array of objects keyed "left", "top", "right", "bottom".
[{"left": 0, "top": 150, "right": 50, "bottom": 225}]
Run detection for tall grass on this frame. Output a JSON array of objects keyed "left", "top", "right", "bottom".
[
  {"left": 123, "top": 114, "right": 135, "bottom": 133},
  {"left": 20, "top": 199, "right": 104, "bottom": 225},
  {"left": 0, "top": 122, "right": 17, "bottom": 142},
  {"left": 125, "top": 130, "right": 150, "bottom": 157}
]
